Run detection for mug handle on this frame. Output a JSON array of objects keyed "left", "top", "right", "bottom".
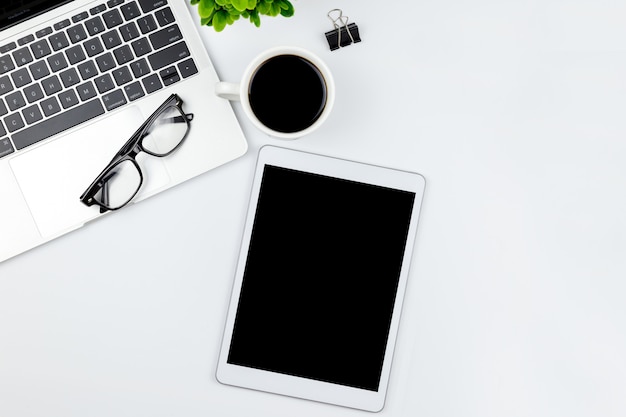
[{"left": 215, "top": 82, "right": 241, "bottom": 101}]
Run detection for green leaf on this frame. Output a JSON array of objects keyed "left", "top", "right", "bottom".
[
  {"left": 249, "top": 9, "right": 261, "bottom": 27},
  {"left": 280, "top": 1, "right": 294, "bottom": 17},
  {"left": 231, "top": 0, "right": 248, "bottom": 12},
  {"left": 247, "top": 0, "right": 257, "bottom": 9},
  {"left": 269, "top": 2, "right": 280, "bottom": 16},
  {"left": 197, "top": 0, "right": 215, "bottom": 18},
  {"left": 257, "top": 0, "right": 269, "bottom": 14},
  {"left": 212, "top": 10, "right": 229, "bottom": 31}
]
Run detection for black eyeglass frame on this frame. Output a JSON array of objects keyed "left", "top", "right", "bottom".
[{"left": 79, "top": 93, "right": 194, "bottom": 213}]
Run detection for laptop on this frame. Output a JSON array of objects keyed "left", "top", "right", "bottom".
[{"left": 0, "top": 0, "right": 248, "bottom": 263}]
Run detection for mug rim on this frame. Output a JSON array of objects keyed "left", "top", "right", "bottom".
[{"left": 239, "top": 46, "right": 335, "bottom": 140}]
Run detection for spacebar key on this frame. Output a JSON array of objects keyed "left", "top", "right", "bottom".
[{"left": 12, "top": 99, "right": 105, "bottom": 150}]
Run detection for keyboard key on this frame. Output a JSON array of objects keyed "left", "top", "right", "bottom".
[
  {"left": 11, "top": 68, "right": 32, "bottom": 88},
  {"left": 48, "top": 32, "right": 69, "bottom": 51},
  {"left": 36, "top": 27, "right": 53, "bottom": 38},
  {"left": 94, "top": 73, "right": 115, "bottom": 93},
  {"left": 131, "top": 37, "right": 151, "bottom": 57},
  {"left": 0, "top": 99, "right": 7, "bottom": 116},
  {"left": 155, "top": 7, "right": 175, "bottom": 26},
  {"left": 107, "top": 0, "right": 125, "bottom": 7},
  {"left": 0, "top": 55, "right": 15, "bottom": 74},
  {"left": 149, "top": 24, "right": 181, "bottom": 50},
  {"left": 178, "top": 58, "right": 197, "bottom": 78},
  {"left": 23, "top": 83, "right": 45, "bottom": 103},
  {"left": 0, "top": 137, "right": 14, "bottom": 159},
  {"left": 76, "top": 81, "right": 97, "bottom": 101},
  {"left": 90, "top": 4, "right": 107, "bottom": 15},
  {"left": 11, "top": 99, "right": 105, "bottom": 150},
  {"left": 72, "top": 11, "right": 89, "bottom": 23},
  {"left": 112, "top": 66, "right": 133, "bottom": 86},
  {"left": 22, "top": 104, "right": 43, "bottom": 124},
  {"left": 0, "top": 122, "right": 5, "bottom": 137},
  {"left": 102, "top": 89, "right": 126, "bottom": 111},
  {"left": 137, "top": 15, "right": 157, "bottom": 34},
  {"left": 60, "top": 67, "right": 80, "bottom": 88},
  {"left": 30, "top": 39, "right": 52, "bottom": 59},
  {"left": 103, "top": 9, "right": 124, "bottom": 29},
  {"left": 29, "top": 61, "right": 51, "bottom": 80},
  {"left": 0, "top": 43, "right": 16, "bottom": 54},
  {"left": 0, "top": 76, "right": 14, "bottom": 96},
  {"left": 148, "top": 41, "right": 189, "bottom": 70},
  {"left": 41, "top": 96, "right": 61, "bottom": 116},
  {"left": 101, "top": 30, "right": 122, "bottom": 49},
  {"left": 113, "top": 45, "right": 134, "bottom": 65},
  {"left": 84, "top": 38, "right": 104, "bottom": 57},
  {"left": 47, "top": 52, "right": 68, "bottom": 72},
  {"left": 53, "top": 19, "right": 71, "bottom": 31},
  {"left": 12, "top": 47, "right": 33, "bottom": 66},
  {"left": 159, "top": 66, "right": 179, "bottom": 86},
  {"left": 130, "top": 58, "right": 150, "bottom": 78},
  {"left": 124, "top": 81, "right": 144, "bottom": 101},
  {"left": 67, "top": 25, "right": 88, "bottom": 43},
  {"left": 18, "top": 35, "right": 35, "bottom": 46},
  {"left": 6, "top": 91, "right": 26, "bottom": 111},
  {"left": 138, "top": 0, "right": 168, "bottom": 13},
  {"left": 141, "top": 73, "right": 161, "bottom": 94},
  {"left": 122, "top": 2, "right": 141, "bottom": 21},
  {"left": 85, "top": 17, "right": 105, "bottom": 38},
  {"left": 58, "top": 90, "right": 79, "bottom": 109},
  {"left": 4, "top": 113, "right": 25, "bottom": 133},
  {"left": 95, "top": 52, "right": 115, "bottom": 72},
  {"left": 119, "top": 22, "right": 140, "bottom": 42},
  {"left": 42, "top": 75, "right": 63, "bottom": 95},
  {"left": 77, "top": 60, "right": 98, "bottom": 80},
  {"left": 66, "top": 45, "right": 86, "bottom": 65}
]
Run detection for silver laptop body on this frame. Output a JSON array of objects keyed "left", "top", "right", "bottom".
[{"left": 0, "top": 0, "right": 248, "bottom": 263}]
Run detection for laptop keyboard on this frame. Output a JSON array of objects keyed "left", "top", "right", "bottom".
[{"left": 0, "top": 0, "right": 198, "bottom": 160}]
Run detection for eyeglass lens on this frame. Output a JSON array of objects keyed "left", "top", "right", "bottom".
[
  {"left": 92, "top": 105, "right": 189, "bottom": 210},
  {"left": 141, "top": 106, "right": 189, "bottom": 156},
  {"left": 94, "top": 159, "right": 141, "bottom": 210}
]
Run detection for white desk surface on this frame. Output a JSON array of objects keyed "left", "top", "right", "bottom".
[{"left": 2, "top": 1, "right": 626, "bottom": 416}]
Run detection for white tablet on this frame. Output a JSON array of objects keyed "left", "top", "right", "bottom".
[{"left": 216, "top": 146, "right": 425, "bottom": 412}]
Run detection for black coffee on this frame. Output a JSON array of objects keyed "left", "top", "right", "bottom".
[{"left": 248, "top": 55, "right": 327, "bottom": 133}]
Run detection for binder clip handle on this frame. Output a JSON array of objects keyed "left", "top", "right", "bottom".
[{"left": 325, "top": 9, "right": 361, "bottom": 51}]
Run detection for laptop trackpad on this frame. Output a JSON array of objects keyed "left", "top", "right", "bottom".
[{"left": 10, "top": 107, "right": 171, "bottom": 238}]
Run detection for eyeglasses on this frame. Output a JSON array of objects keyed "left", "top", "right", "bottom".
[{"left": 80, "top": 94, "right": 193, "bottom": 213}]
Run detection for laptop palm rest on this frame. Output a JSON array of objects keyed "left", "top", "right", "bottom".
[{"left": 9, "top": 106, "right": 170, "bottom": 238}]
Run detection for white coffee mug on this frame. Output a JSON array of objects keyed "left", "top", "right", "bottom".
[{"left": 215, "top": 46, "right": 335, "bottom": 140}]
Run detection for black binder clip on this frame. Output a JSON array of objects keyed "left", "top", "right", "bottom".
[{"left": 325, "top": 9, "right": 361, "bottom": 51}]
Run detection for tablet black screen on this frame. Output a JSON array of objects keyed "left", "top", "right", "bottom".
[{"left": 227, "top": 165, "right": 416, "bottom": 391}]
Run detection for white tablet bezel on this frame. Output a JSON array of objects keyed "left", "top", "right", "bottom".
[{"left": 216, "top": 146, "right": 425, "bottom": 412}]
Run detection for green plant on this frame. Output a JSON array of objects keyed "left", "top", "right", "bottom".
[{"left": 190, "top": 0, "right": 295, "bottom": 32}]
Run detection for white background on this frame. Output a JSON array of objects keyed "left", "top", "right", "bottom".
[{"left": 2, "top": 1, "right": 626, "bottom": 416}]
